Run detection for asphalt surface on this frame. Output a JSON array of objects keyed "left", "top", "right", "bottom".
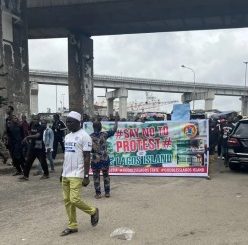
[{"left": 1, "top": 158, "right": 248, "bottom": 245}]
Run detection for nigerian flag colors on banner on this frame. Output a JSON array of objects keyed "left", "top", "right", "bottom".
[{"left": 84, "top": 120, "right": 209, "bottom": 177}]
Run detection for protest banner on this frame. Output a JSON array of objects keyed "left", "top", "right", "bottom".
[{"left": 84, "top": 120, "right": 209, "bottom": 177}]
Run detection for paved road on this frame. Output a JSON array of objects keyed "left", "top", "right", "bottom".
[{"left": 0, "top": 160, "right": 248, "bottom": 245}]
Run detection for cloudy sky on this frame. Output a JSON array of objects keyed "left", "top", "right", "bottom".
[{"left": 28, "top": 28, "right": 248, "bottom": 113}]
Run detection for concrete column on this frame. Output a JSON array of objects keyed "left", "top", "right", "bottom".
[
  {"left": 0, "top": 1, "right": 29, "bottom": 117},
  {"left": 205, "top": 98, "right": 214, "bottom": 111},
  {"left": 119, "top": 97, "right": 127, "bottom": 119},
  {"left": 107, "top": 98, "right": 114, "bottom": 117},
  {"left": 241, "top": 96, "right": 248, "bottom": 116},
  {"left": 182, "top": 91, "right": 215, "bottom": 111},
  {"left": 30, "top": 82, "right": 38, "bottom": 114},
  {"left": 68, "top": 33, "right": 94, "bottom": 116},
  {"left": 181, "top": 92, "right": 192, "bottom": 103},
  {"left": 0, "top": 1, "right": 29, "bottom": 135},
  {"left": 106, "top": 88, "right": 128, "bottom": 118}
]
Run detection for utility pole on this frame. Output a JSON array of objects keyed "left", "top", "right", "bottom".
[{"left": 244, "top": 61, "right": 248, "bottom": 87}]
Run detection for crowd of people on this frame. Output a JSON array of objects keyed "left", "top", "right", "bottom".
[
  {"left": 2, "top": 106, "right": 242, "bottom": 181},
  {"left": 1, "top": 105, "right": 243, "bottom": 236},
  {"left": 2, "top": 106, "right": 67, "bottom": 179},
  {"left": 209, "top": 114, "right": 243, "bottom": 165},
  {"left": 1, "top": 107, "right": 120, "bottom": 235}
]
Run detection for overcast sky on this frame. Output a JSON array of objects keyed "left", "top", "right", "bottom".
[{"left": 28, "top": 28, "right": 248, "bottom": 113}]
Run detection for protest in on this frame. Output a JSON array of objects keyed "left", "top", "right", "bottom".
[{"left": 1, "top": 1, "right": 248, "bottom": 244}]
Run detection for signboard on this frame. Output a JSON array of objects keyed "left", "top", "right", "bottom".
[
  {"left": 172, "top": 103, "right": 190, "bottom": 121},
  {"left": 84, "top": 120, "right": 209, "bottom": 177}
]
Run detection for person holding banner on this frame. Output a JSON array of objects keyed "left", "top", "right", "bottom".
[{"left": 90, "top": 113, "right": 119, "bottom": 199}]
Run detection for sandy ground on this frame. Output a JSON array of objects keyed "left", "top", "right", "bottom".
[{"left": 1, "top": 159, "right": 248, "bottom": 245}]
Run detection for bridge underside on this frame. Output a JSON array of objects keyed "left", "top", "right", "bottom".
[
  {"left": 1, "top": 0, "right": 248, "bottom": 123},
  {"left": 28, "top": 0, "right": 248, "bottom": 38}
]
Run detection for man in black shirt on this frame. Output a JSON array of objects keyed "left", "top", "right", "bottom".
[
  {"left": 52, "top": 114, "right": 66, "bottom": 160},
  {"left": 7, "top": 115, "right": 25, "bottom": 175},
  {"left": 3, "top": 105, "right": 14, "bottom": 150},
  {"left": 220, "top": 117, "right": 235, "bottom": 165},
  {"left": 19, "top": 115, "right": 49, "bottom": 181}
]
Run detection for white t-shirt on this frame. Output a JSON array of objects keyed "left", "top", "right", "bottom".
[{"left": 62, "top": 129, "right": 92, "bottom": 178}]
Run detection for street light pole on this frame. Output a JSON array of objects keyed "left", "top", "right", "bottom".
[
  {"left": 244, "top": 61, "right": 248, "bottom": 87},
  {"left": 181, "top": 65, "right": 196, "bottom": 110},
  {"left": 55, "top": 85, "right": 58, "bottom": 112},
  {"left": 61, "top": 93, "right": 65, "bottom": 111}
]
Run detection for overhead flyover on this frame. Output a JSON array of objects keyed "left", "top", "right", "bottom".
[
  {"left": 29, "top": 69, "right": 248, "bottom": 96},
  {"left": 27, "top": 0, "right": 248, "bottom": 38},
  {"left": 29, "top": 69, "right": 248, "bottom": 116}
]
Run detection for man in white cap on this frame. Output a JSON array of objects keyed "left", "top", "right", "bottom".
[{"left": 61, "top": 111, "right": 99, "bottom": 236}]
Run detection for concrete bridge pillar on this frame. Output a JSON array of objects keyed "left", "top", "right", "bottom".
[
  {"left": 181, "top": 92, "right": 192, "bottom": 104},
  {"left": 182, "top": 91, "right": 215, "bottom": 111},
  {"left": 0, "top": 1, "right": 30, "bottom": 118},
  {"left": 68, "top": 33, "right": 94, "bottom": 116},
  {"left": 205, "top": 98, "right": 214, "bottom": 111},
  {"left": 30, "top": 82, "right": 38, "bottom": 115},
  {"left": 241, "top": 96, "right": 248, "bottom": 116},
  {"left": 106, "top": 88, "right": 128, "bottom": 119},
  {"left": 204, "top": 91, "right": 215, "bottom": 111},
  {"left": 107, "top": 98, "right": 114, "bottom": 117},
  {"left": 119, "top": 97, "right": 128, "bottom": 119}
]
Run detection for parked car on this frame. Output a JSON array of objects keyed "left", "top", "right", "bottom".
[{"left": 227, "top": 119, "right": 248, "bottom": 171}]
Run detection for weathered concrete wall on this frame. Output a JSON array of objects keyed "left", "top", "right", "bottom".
[
  {"left": 68, "top": 33, "right": 93, "bottom": 116},
  {"left": 0, "top": 0, "right": 29, "bottom": 127},
  {"left": 28, "top": 0, "right": 117, "bottom": 8},
  {"left": 0, "top": 2, "right": 5, "bottom": 134},
  {"left": 241, "top": 96, "right": 248, "bottom": 116},
  {"left": 30, "top": 82, "right": 38, "bottom": 114}
]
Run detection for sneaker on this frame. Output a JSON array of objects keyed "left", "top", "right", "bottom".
[
  {"left": 95, "top": 194, "right": 101, "bottom": 199},
  {"left": 217, "top": 156, "right": 220, "bottom": 159},
  {"left": 33, "top": 171, "right": 42, "bottom": 176},
  {"left": 40, "top": 174, "right": 49, "bottom": 180},
  {"left": 12, "top": 171, "right": 22, "bottom": 176},
  {"left": 222, "top": 157, "right": 225, "bottom": 160},
  {"left": 105, "top": 193, "right": 110, "bottom": 198},
  {"left": 19, "top": 176, "right": 29, "bottom": 181},
  {"left": 91, "top": 208, "right": 99, "bottom": 227}
]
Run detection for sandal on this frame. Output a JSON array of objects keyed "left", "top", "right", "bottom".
[
  {"left": 60, "top": 228, "right": 78, "bottom": 236},
  {"left": 91, "top": 208, "right": 99, "bottom": 227}
]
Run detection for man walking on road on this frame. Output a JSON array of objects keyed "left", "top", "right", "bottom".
[
  {"left": 61, "top": 111, "right": 99, "bottom": 236},
  {"left": 19, "top": 115, "right": 49, "bottom": 181},
  {"left": 7, "top": 115, "right": 25, "bottom": 175},
  {"left": 42, "top": 119, "right": 55, "bottom": 172}
]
